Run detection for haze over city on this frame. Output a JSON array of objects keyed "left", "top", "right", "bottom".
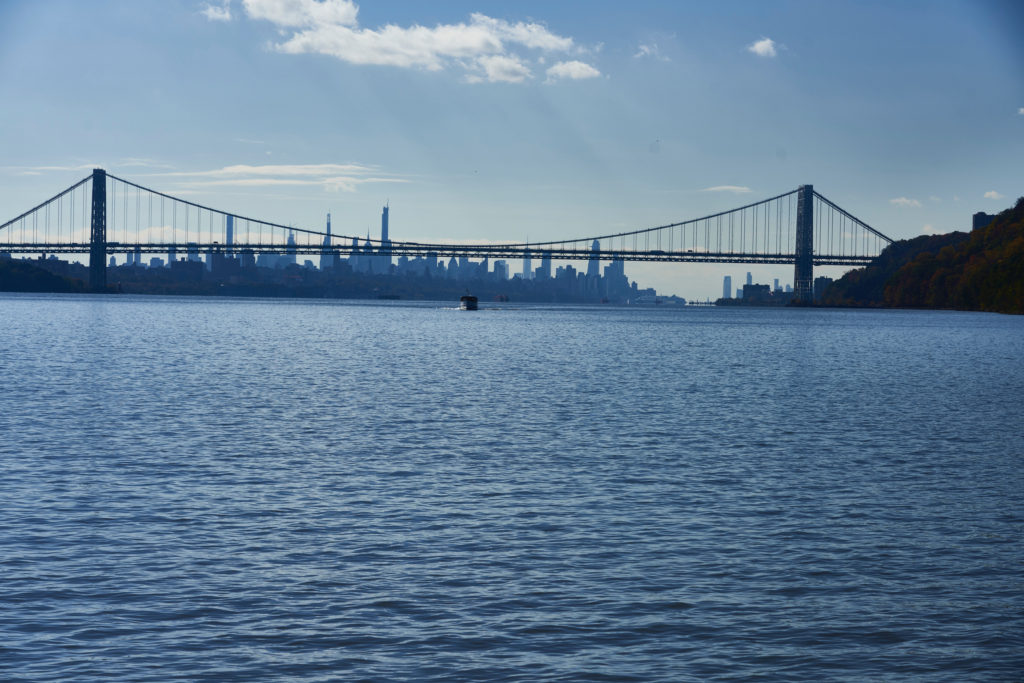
[{"left": 1, "top": 0, "right": 1021, "bottom": 298}]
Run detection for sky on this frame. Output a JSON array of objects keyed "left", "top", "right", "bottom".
[{"left": 1, "top": 0, "right": 1022, "bottom": 299}]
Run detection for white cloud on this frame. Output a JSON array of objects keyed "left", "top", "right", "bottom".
[
  {"left": 1019, "top": 107, "right": 1024, "bottom": 115},
  {"left": 701, "top": 185, "right": 751, "bottom": 194},
  {"left": 469, "top": 13, "right": 572, "bottom": 51},
  {"left": 475, "top": 55, "right": 532, "bottom": 83},
  {"left": 928, "top": 195, "right": 941, "bottom": 202},
  {"left": 3, "top": 159, "right": 170, "bottom": 174},
  {"left": 237, "top": 0, "right": 597, "bottom": 84},
  {"left": 11, "top": 163, "right": 99, "bottom": 173},
  {"left": 921, "top": 224, "right": 939, "bottom": 234},
  {"left": 161, "top": 162, "right": 407, "bottom": 193},
  {"left": 890, "top": 197, "right": 922, "bottom": 208},
  {"left": 984, "top": 190, "right": 1004, "bottom": 200},
  {"left": 747, "top": 37, "right": 777, "bottom": 58},
  {"left": 545, "top": 60, "right": 601, "bottom": 82},
  {"left": 160, "top": 163, "right": 376, "bottom": 177},
  {"left": 201, "top": 1, "right": 232, "bottom": 22},
  {"left": 634, "top": 43, "right": 669, "bottom": 61},
  {"left": 242, "top": 0, "right": 357, "bottom": 28},
  {"left": 182, "top": 176, "right": 404, "bottom": 192}
]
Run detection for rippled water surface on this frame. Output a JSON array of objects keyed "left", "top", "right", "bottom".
[{"left": 1, "top": 293, "right": 1022, "bottom": 681}]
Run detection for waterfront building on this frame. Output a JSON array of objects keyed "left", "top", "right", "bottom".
[
  {"left": 494, "top": 260, "right": 509, "bottom": 280},
  {"left": 813, "top": 275, "right": 834, "bottom": 301},
  {"left": 743, "top": 283, "right": 772, "bottom": 302},
  {"left": 723, "top": 275, "right": 732, "bottom": 299},
  {"left": 602, "top": 257, "right": 629, "bottom": 299},
  {"left": 537, "top": 252, "right": 552, "bottom": 280},
  {"left": 522, "top": 249, "right": 532, "bottom": 280}
]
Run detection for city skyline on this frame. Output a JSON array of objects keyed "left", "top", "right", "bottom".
[{"left": 1, "top": 0, "right": 1022, "bottom": 299}]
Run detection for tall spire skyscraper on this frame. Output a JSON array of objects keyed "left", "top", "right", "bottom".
[
  {"left": 320, "top": 212, "right": 334, "bottom": 270},
  {"left": 379, "top": 203, "right": 392, "bottom": 274}
]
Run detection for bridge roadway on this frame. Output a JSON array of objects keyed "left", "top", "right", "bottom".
[{"left": 3, "top": 242, "right": 877, "bottom": 267}]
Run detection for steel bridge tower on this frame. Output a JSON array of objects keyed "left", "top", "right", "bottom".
[
  {"left": 793, "top": 184, "right": 814, "bottom": 302},
  {"left": 89, "top": 168, "right": 106, "bottom": 291}
]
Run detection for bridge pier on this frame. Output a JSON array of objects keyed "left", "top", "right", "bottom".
[
  {"left": 89, "top": 168, "right": 106, "bottom": 292},
  {"left": 793, "top": 184, "right": 813, "bottom": 302}
]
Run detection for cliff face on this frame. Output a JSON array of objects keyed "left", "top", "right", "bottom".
[{"left": 823, "top": 197, "right": 1024, "bottom": 314}]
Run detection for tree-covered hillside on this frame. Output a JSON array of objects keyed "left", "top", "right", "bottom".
[
  {"left": 0, "top": 259, "right": 86, "bottom": 293},
  {"left": 824, "top": 197, "right": 1024, "bottom": 314}
]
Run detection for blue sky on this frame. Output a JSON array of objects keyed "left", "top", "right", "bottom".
[{"left": 1, "top": 0, "right": 1021, "bottom": 298}]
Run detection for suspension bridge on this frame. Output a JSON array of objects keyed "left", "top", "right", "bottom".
[{"left": 1, "top": 168, "right": 892, "bottom": 300}]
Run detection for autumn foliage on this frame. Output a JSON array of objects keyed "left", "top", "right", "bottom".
[{"left": 824, "top": 197, "right": 1024, "bottom": 314}]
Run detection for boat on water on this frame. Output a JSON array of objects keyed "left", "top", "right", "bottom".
[{"left": 459, "top": 295, "right": 478, "bottom": 311}]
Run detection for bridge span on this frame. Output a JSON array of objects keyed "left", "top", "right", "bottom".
[{"left": 2, "top": 169, "right": 892, "bottom": 300}]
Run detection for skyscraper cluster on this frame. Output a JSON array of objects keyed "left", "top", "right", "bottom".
[{"left": 109, "top": 203, "right": 650, "bottom": 301}]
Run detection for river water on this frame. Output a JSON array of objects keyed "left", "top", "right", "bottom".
[{"left": 1, "top": 293, "right": 1021, "bottom": 681}]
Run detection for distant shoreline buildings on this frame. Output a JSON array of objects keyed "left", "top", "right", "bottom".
[{"left": 5, "top": 204, "right": 676, "bottom": 304}]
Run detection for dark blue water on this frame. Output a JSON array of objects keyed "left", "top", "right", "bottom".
[{"left": 1, "top": 293, "right": 1021, "bottom": 681}]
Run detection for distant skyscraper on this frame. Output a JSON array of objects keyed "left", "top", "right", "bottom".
[
  {"left": 522, "top": 248, "right": 532, "bottom": 280},
  {"left": 587, "top": 239, "right": 600, "bottom": 278},
  {"left": 226, "top": 215, "right": 234, "bottom": 255},
  {"left": 494, "top": 260, "right": 509, "bottom": 280},
  {"left": 320, "top": 213, "right": 334, "bottom": 270},
  {"left": 746, "top": 271, "right": 752, "bottom": 286},
  {"left": 379, "top": 203, "right": 392, "bottom": 274},
  {"left": 537, "top": 251, "right": 552, "bottom": 280},
  {"left": 282, "top": 230, "right": 297, "bottom": 268},
  {"left": 773, "top": 278, "right": 779, "bottom": 292},
  {"left": 723, "top": 275, "right": 732, "bottom": 299}
]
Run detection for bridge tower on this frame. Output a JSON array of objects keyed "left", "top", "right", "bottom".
[
  {"left": 793, "top": 184, "right": 813, "bottom": 302},
  {"left": 89, "top": 168, "right": 107, "bottom": 292}
]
